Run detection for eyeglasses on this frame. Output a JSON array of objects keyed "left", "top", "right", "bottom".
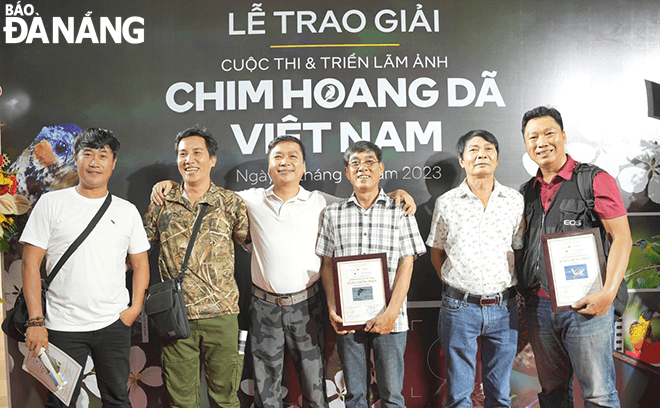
[{"left": 348, "top": 159, "right": 379, "bottom": 169}]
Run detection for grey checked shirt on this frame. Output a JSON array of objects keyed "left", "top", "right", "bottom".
[{"left": 316, "top": 188, "right": 426, "bottom": 332}]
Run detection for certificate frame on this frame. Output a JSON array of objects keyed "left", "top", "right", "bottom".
[
  {"left": 332, "top": 253, "right": 390, "bottom": 331},
  {"left": 542, "top": 228, "right": 607, "bottom": 312}
]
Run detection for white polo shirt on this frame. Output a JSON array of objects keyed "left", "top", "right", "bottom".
[{"left": 238, "top": 186, "right": 338, "bottom": 294}]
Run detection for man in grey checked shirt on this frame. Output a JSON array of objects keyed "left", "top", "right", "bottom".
[
  {"left": 316, "top": 140, "right": 426, "bottom": 408},
  {"left": 427, "top": 130, "right": 524, "bottom": 408}
]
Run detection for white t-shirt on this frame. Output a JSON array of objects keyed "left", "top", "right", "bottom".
[
  {"left": 20, "top": 187, "right": 151, "bottom": 331},
  {"left": 238, "top": 186, "right": 338, "bottom": 294}
]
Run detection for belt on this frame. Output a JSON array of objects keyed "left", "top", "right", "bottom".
[
  {"left": 443, "top": 284, "right": 517, "bottom": 306},
  {"left": 252, "top": 283, "right": 320, "bottom": 307}
]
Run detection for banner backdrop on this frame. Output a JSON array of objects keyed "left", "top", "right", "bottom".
[{"left": 2, "top": 1, "right": 660, "bottom": 407}]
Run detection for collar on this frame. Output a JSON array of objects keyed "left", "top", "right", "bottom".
[
  {"left": 347, "top": 188, "right": 388, "bottom": 208},
  {"left": 168, "top": 182, "right": 223, "bottom": 207},
  {"left": 265, "top": 184, "right": 311, "bottom": 203},
  {"left": 456, "top": 178, "right": 506, "bottom": 199},
  {"left": 533, "top": 154, "right": 577, "bottom": 187}
]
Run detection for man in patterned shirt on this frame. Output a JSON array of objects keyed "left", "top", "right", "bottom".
[
  {"left": 144, "top": 125, "right": 249, "bottom": 408},
  {"left": 426, "top": 130, "right": 524, "bottom": 408},
  {"left": 316, "top": 141, "right": 426, "bottom": 408}
]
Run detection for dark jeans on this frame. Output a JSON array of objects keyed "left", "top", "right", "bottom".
[{"left": 46, "top": 318, "right": 132, "bottom": 408}]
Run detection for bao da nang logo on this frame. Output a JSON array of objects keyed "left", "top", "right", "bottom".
[{"left": 4, "top": 2, "right": 144, "bottom": 44}]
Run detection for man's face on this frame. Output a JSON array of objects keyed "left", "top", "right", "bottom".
[
  {"left": 176, "top": 136, "right": 217, "bottom": 185},
  {"left": 75, "top": 145, "right": 117, "bottom": 190},
  {"left": 459, "top": 136, "right": 498, "bottom": 178},
  {"left": 345, "top": 150, "right": 384, "bottom": 192},
  {"left": 524, "top": 116, "right": 567, "bottom": 168},
  {"left": 268, "top": 141, "right": 306, "bottom": 187}
]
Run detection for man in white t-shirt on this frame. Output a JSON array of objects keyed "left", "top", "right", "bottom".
[
  {"left": 151, "top": 136, "right": 415, "bottom": 408},
  {"left": 21, "top": 128, "right": 150, "bottom": 408}
]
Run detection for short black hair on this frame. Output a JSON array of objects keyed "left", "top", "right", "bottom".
[
  {"left": 174, "top": 125, "right": 218, "bottom": 157},
  {"left": 343, "top": 141, "right": 382, "bottom": 167},
  {"left": 521, "top": 106, "right": 564, "bottom": 136},
  {"left": 455, "top": 130, "right": 499, "bottom": 159},
  {"left": 267, "top": 136, "right": 306, "bottom": 162},
  {"left": 73, "top": 128, "right": 120, "bottom": 158}
]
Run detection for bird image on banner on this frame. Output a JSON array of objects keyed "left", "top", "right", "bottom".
[{"left": 8, "top": 123, "right": 82, "bottom": 204}]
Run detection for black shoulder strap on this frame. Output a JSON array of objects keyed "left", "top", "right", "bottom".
[
  {"left": 575, "top": 163, "right": 599, "bottom": 209},
  {"left": 178, "top": 203, "right": 209, "bottom": 278},
  {"left": 43, "top": 193, "right": 113, "bottom": 288}
]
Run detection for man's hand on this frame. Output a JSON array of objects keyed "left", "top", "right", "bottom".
[
  {"left": 364, "top": 310, "right": 397, "bottom": 334},
  {"left": 328, "top": 307, "right": 355, "bottom": 335},
  {"left": 572, "top": 289, "right": 615, "bottom": 316},
  {"left": 150, "top": 180, "right": 178, "bottom": 206},
  {"left": 388, "top": 190, "right": 416, "bottom": 216},
  {"left": 119, "top": 305, "right": 142, "bottom": 327},
  {"left": 25, "top": 326, "right": 49, "bottom": 357}
]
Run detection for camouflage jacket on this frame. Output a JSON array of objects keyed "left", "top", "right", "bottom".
[{"left": 144, "top": 183, "right": 249, "bottom": 319}]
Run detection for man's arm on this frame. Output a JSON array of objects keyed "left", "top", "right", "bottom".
[
  {"left": 150, "top": 180, "right": 179, "bottom": 206},
  {"left": 22, "top": 243, "right": 48, "bottom": 357},
  {"left": 365, "top": 256, "right": 415, "bottom": 334},
  {"left": 320, "top": 256, "right": 354, "bottom": 335},
  {"left": 120, "top": 251, "right": 150, "bottom": 326},
  {"left": 430, "top": 248, "right": 446, "bottom": 281},
  {"left": 386, "top": 190, "right": 416, "bottom": 216},
  {"left": 572, "top": 215, "right": 632, "bottom": 316}
]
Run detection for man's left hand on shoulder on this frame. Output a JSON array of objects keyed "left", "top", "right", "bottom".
[
  {"left": 572, "top": 290, "right": 614, "bottom": 316},
  {"left": 388, "top": 190, "right": 416, "bottom": 216}
]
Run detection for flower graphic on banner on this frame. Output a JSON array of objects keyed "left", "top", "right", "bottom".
[
  {"left": 326, "top": 370, "right": 346, "bottom": 408},
  {"left": 78, "top": 356, "right": 101, "bottom": 407},
  {"left": 618, "top": 149, "right": 660, "bottom": 204},
  {"left": 3, "top": 259, "right": 23, "bottom": 307},
  {"left": 127, "top": 345, "right": 163, "bottom": 407}
]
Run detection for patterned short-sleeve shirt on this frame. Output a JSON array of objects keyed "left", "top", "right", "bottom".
[
  {"left": 144, "top": 183, "right": 250, "bottom": 319},
  {"left": 316, "top": 189, "right": 427, "bottom": 332},
  {"left": 426, "top": 179, "right": 524, "bottom": 295}
]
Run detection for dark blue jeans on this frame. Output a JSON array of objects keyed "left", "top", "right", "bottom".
[{"left": 46, "top": 318, "right": 132, "bottom": 408}]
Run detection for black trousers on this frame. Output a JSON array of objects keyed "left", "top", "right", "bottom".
[{"left": 45, "top": 318, "right": 132, "bottom": 408}]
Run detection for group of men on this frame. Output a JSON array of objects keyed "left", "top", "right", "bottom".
[{"left": 20, "top": 105, "right": 630, "bottom": 408}]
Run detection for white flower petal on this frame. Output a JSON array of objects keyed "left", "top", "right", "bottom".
[
  {"left": 522, "top": 153, "right": 539, "bottom": 177},
  {"left": 566, "top": 142, "right": 596, "bottom": 163},
  {"left": 83, "top": 371, "right": 100, "bottom": 398},
  {"left": 326, "top": 379, "right": 338, "bottom": 397},
  {"left": 83, "top": 356, "right": 94, "bottom": 374},
  {"left": 618, "top": 166, "right": 648, "bottom": 193},
  {"left": 75, "top": 389, "right": 90, "bottom": 408},
  {"left": 648, "top": 174, "right": 660, "bottom": 204}
]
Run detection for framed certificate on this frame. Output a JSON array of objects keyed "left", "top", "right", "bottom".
[
  {"left": 332, "top": 253, "right": 391, "bottom": 331},
  {"left": 542, "top": 228, "right": 607, "bottom": 312}
]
